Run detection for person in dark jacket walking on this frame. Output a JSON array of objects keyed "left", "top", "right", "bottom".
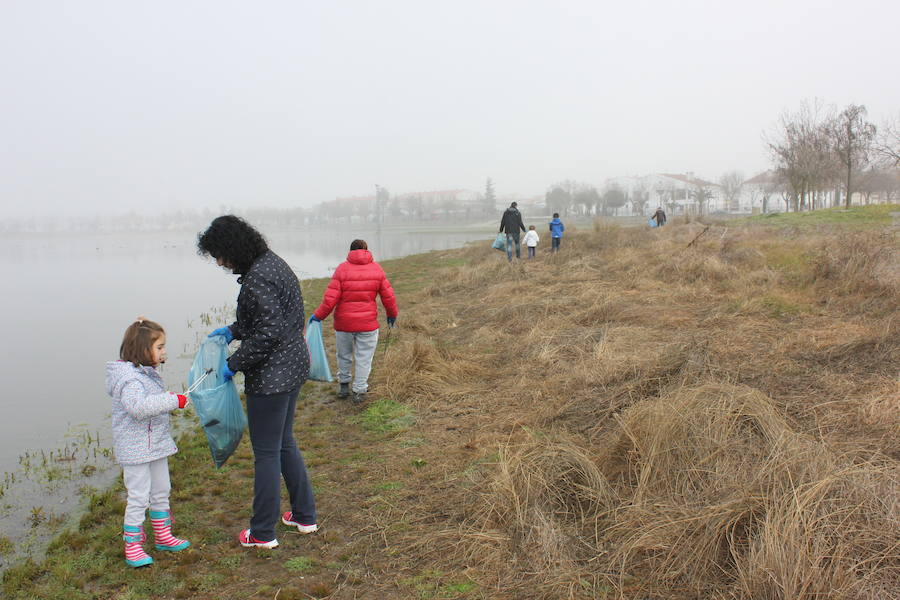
[
  {"left": 198, "top": 215, "right": 317, "bottom": 549},
  {"left": 499, "top": 202, "right": 527, "bottom": 261},
  {"left": 311, "top": 239, "right": 398, "bottom": 405},
  {"left": 651, "top": 206, "right": 667, "bottom": 226}
]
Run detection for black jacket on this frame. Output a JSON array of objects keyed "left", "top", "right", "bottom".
[
  {"left": 652, "top": 208, "right": 667, "bottom": 224},
  {"left": 499, "top": 208, "right": 526, "bottom": 235},
  {"left": 227, "top": 250, "right": 310, "bottom": 395}
]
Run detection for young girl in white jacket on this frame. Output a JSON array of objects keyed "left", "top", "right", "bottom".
[
  {"left": 523, "top": 225, "right": 540, "bottom": 259},
  {"left": 106, "top": 318, "right": 191, "bottom": 567}
]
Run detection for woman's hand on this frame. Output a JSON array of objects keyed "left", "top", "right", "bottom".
[
  {"left": 221, "top": 364, "right": 236, "bottom": 381},
  {"left": 208, "top": 326, "right": 234, "bottom": 343}
]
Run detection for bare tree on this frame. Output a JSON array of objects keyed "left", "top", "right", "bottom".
[
  {"left": 690, "top": 181, "right": 714, "bottom": 215},
  {"left": 858, "top": 167, "right": 900, "bottom": 204},
  {"left": 874, "top": 112, "right": 900, "bottom": 167},
  {"left": 719, "top": 170, "right": 744, "bottom": 212},
  {"left": 766, "top": 100, "right": 838, "bottom": 211},
  {"left": 631, "top": 181, "right": 650, "bottom": 216},
  {"left": 829, "top": 104, "right": 877, "bottom": 208}
]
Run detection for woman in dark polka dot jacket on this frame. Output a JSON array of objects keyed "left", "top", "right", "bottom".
[{"left": 198, "top": 215, "right": 317, "bottom": 549}]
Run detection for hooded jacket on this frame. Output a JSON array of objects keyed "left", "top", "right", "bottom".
[
  {"left": 314, "top": 249, "right": 398, "bottom": 332},
  {"left": 227, "top": 250, "right": 310, "bottom": 395},
  {"left": 549, "top": 217, "right": 565, "bottom": 238},
  {"left": 106, "top": 361, "right": 180, "bottom": 466}
]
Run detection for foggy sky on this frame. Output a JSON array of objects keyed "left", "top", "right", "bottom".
[{"left": 2, "top": 0, "right": 899, "bottom": 219}]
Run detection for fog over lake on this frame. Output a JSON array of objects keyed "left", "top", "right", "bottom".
[{"left": 0, "top": 226, "right": 488, "bottom": 474}]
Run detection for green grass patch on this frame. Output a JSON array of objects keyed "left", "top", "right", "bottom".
[
  {"left": 355, "top": 398, "right": 415, "bottom": 434},
  {"left": 374, "top": 481, "right": 404, "bottom": 492},
  {"left": 283, "top": 556, "right": 315, "bottom": 572},
  {"left": 759, "top": 294, "right": 808, "bottom": 319},
  {"left": 401, "top": 569, "right": 479, "bottom": 598},
  {"left": 740, "top": 203, "right": 898, "bottom": 228}
]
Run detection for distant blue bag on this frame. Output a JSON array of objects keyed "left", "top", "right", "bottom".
[
  {"left": 648, "top": 217, "right": 658, "bottom": 228},
  {"left": 492, "top": 233, "right": 506, "bottom": 251},
  {"left": 305, "top": 318, "right": 333, "bottom": 382},
  {"left": 188, "top": 335, "right": 247, "bottom": 468}
]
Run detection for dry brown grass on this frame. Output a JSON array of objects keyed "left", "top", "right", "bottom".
[{"left": 370, "top": 220, "right": 900, "bottom": 599}]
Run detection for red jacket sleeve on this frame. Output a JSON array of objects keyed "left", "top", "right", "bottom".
[
  {"left": 314, "top": 267, "right": 343, "bottom": 321},
  {"left": 379, "top": 269, "right": 398, "bottom": 318}
]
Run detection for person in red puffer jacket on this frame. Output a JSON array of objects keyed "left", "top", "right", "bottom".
[{"left": 311, "top": 239, "right": 399, "bottom": 404}]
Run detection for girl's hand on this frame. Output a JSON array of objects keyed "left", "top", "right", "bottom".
[{"left": 176, "top": 394, "right": 189, "bottom": 409}]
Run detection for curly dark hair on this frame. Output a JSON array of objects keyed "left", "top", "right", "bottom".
[{"left": 197, "top": 215, "right": 269, "bottom": 274}]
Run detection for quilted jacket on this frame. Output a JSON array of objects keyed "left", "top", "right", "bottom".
[
  {"left": 106, "top": 361, "right": 180, "bottom": 466},
  {"left": 313, "top": 249, "right": 398, "bottom": 332}
]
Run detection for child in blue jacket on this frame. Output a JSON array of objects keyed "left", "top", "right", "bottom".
[{"left": 549, "top": 213, "right": 565, "bottom": 252}]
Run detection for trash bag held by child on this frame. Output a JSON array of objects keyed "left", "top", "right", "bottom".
[
  {"left": 188, "top": 335, "right": 247, "bottom": 468},
  {"left": 305, "top": 317, "right": 333, "bottom": 382},
  {"left": 492, "top": 233, "right": 506, "bottom": 251}
]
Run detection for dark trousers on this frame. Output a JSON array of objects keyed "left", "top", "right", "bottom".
[
  {"left": 527, "top": 246, "right": 536, "bottom": 259},
  {"left": 246, "top": 386, "right": 316, "bottom": 541},
  {"left": 551, "top": 237, "right": 561, "bottom": 252}
]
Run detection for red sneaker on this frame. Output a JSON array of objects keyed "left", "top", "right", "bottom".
[
  {"left": 238, "top": 529, "right": 278, "bottom": 549},
  {"left": 281, "top": 512, "right": 318, "bottom": 534}
]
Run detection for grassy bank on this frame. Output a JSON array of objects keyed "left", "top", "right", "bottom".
[
  {"left": 733, "top": 202, "right": 898, "bottom": 227},
  {"left": 4, "top": 205, "right": 899, "bottom": 599}
]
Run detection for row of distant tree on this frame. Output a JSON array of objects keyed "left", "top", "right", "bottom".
[
  {"left": 765, "top": 102, "right": 899, "bottom": 212},
  {"left": 536, "top": 102, "right": 900, "bottom": 218}
]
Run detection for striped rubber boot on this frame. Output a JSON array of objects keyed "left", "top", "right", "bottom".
[
  {"left": 123, "top": 525, "right": 153, "bottom": 567},
  {"left": 149, "top": 510, "right": 190, "bottom": 552}
]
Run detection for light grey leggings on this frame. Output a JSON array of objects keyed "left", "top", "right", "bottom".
[
  {"left": 335, "top": 329, "right": 379, "bottom": 393},
  {"left": 123, "top": 457, "right": 171, "bottom": 527}
]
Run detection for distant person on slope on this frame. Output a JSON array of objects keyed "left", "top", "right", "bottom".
[
  {"left": 549, "top": 213, "right": 565, "bottom": 252},
  {"left": 311, "top": 239, "right": 398, "bottom": 405},
  {"left": 651, "top": 207, "right": 667, "bottom": 226},
  {"left": 499, "top": 201, "right": 527, "bottom": 261}
]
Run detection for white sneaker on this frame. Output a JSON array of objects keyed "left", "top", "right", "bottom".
[
  {"left": 281, "top": 512, "right": 319, "bottom": 534},
  {"left": 238, "top": 529, "right": 278, "bottom": 548}
]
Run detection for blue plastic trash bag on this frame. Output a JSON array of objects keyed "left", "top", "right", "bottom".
[
  {"left": 188, "top": 335, "right": 247, "bottom": 468},
  {"left": 305, "top": 317, "right": 333, "bottom": 382},
  {"left": 492, "top": 233, "right": 506, "bottom": 251},
  {"left": 648, "top": 217, "right": 658, "bottom": 228}
]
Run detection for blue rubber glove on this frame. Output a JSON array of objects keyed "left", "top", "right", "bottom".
[
  {"left": 221, "top": 364, "right": 235, "bottom": 381},
  {"left": 310, "top": 315, "right": 322, "bottom": 323},
  {"left": 208, "top": 326, "right": 233, "bottom": 343},
  {"left": 387, "top": 316, "right": 396, "bottom": 328}
]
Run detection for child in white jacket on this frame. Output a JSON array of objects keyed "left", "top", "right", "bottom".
[
  {"left": 107, "top": 318, "right": 191, "bottom": 567},
  {"left": 523, "top": 225, "right": 540, "bottom": 259}
]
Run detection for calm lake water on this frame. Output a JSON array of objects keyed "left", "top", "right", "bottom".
[{"left": 0, "top": 226, "right": 490, "bottom": 475}]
